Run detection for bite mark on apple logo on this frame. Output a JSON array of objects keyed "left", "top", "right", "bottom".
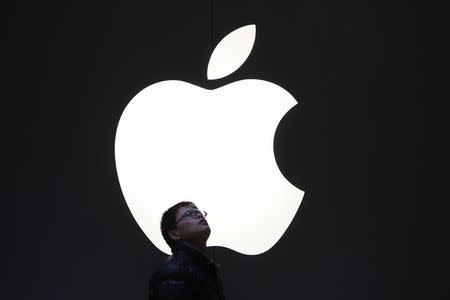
[{"left": 115, "top": 24, "right": 305, "bottom": 255}]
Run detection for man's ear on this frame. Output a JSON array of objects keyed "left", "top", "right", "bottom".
[{"left": 168, "top": 229, "right": 181, "bottom": 241}]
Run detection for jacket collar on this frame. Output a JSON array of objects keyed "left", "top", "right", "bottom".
[{"left": 172, "top": 239, "right": 220, "bottom": 271}]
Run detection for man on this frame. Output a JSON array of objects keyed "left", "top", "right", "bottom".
[{"left": 148, "top": 201, "right": 225, "bottom": 300}]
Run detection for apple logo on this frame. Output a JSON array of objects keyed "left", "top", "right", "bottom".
[{"left": 115, "top": 24, "right": 304, "bottom": 255}]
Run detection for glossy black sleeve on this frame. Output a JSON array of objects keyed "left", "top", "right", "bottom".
[{"left": 149, "top": 279, "right": 197, "bottom": 300}]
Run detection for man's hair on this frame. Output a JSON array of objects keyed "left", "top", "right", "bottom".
[{"left": 160, "top": 201, "right": 195, "bottom": 250}]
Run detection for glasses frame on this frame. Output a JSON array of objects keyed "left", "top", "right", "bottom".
[{"left": 175, "top": 208, "right": 207, "bottom": 225}]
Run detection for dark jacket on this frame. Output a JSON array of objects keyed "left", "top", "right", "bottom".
[{"left": 149, "top": 240, "right": 225, "bottom": 300}]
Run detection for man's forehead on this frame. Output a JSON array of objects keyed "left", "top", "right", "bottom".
[{"left": 177, "top": 205, "right": 197, "bottom": 215}]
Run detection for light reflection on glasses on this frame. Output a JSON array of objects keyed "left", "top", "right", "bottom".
[{"left": 175, "top": 209, "right": 207, "bottom": 225}]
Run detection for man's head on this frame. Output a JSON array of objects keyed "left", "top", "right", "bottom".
[{"left": 160, "top": 201, "right": 210, "bottom": 250}]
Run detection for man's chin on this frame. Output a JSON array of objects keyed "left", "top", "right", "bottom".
[{"left": 203, "top": 227, "right": 211, "bottom": 239}]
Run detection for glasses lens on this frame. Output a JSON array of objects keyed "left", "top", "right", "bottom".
[
  {"left": 191, "top": 209, "right": 205, "bottom": 217},
  {"left": 179, "top": 209, "right": 206, "bottom": 222}
]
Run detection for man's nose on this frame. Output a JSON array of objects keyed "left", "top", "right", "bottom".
[{"left": 194, "top": 211, "right": 204, "bottom": 218}]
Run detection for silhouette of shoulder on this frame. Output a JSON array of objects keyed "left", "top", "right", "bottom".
[
  {"left": 148, "top": 240, "right": 224, "bottom": 300},
  {"left": 153, "top": 251, "right": 198, "bottom": 281}
]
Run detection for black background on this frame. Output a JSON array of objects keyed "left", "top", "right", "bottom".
[{"left": 6, "top": 0, "right": 448, "bottom": 299}]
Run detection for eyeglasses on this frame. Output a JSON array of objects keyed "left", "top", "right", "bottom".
[{"left": 175, "top": 208, "right": 207, "bottom": 225}]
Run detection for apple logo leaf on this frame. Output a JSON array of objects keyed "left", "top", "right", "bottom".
[{"left": 207, "top": 24, "right": 256, "bottom": 80}]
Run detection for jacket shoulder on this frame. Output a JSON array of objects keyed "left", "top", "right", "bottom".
[
  {"left": 153, "top": 252, "right": 197, "bottom": 281},
  {"left": 149, "top": 253, "right": 201, "bottom": 299}
]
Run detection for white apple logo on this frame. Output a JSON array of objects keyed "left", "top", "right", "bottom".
[{"left": 115, "top": 24, "right": 304, "bottom": 255}]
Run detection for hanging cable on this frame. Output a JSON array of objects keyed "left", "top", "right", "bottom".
[{"left": 211, "top": 0, "right": 215, "bottom": 51}]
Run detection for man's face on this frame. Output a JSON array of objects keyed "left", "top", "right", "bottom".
[{"left": 169, "top": 205, "right": 211, "bottom": 243}]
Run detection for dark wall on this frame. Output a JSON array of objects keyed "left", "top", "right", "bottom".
[{"left": 6, "top": 0, "right": 447, "bottom": 299}]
